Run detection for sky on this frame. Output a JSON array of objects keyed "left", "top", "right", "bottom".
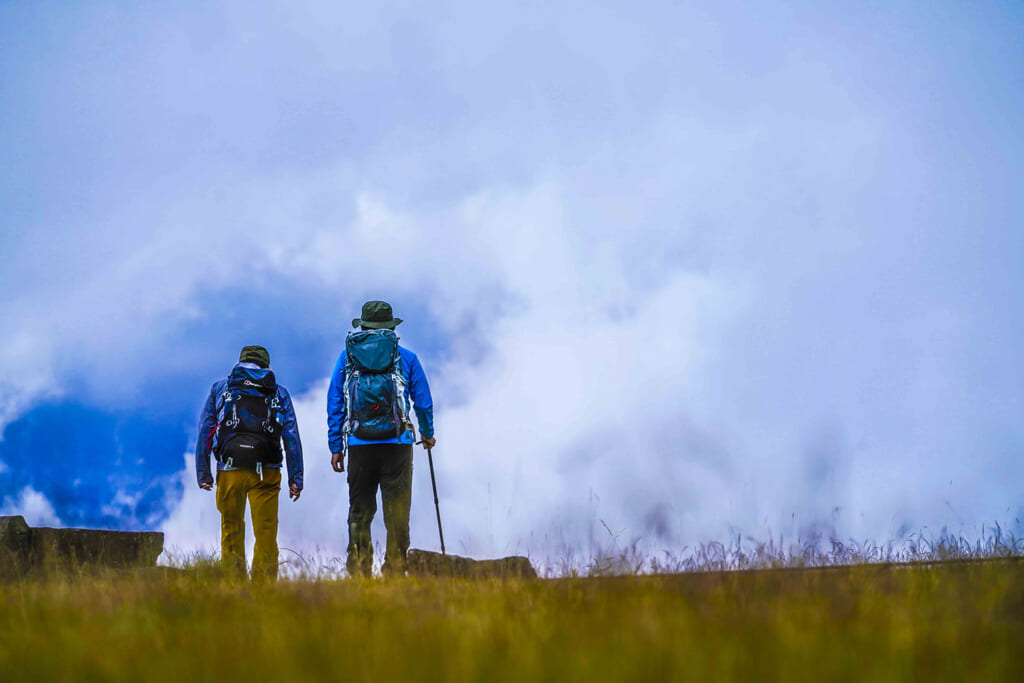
[{"left": 1, "top": 1, "right": 1022, "bottom": 566}]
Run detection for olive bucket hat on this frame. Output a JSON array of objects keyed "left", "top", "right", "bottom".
[
  {"left": 239, "top": 345, "right": 270, "bottom": 368},
  {"left": 352, "top": 300, "right": 403, "bottom": 329}
]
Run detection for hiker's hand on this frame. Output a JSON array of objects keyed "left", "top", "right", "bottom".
[
  {"left": 331, "top": 452, "right": 345, "bottom": 473},
  {"left": 199, "top": 482, "right": 213, "bottom": 491},
  {"left": 289, "top": 484, "right": 301, "bottom": 501},
  {"left": 421, "top": 437, "right": 436, "bottom": 450}
]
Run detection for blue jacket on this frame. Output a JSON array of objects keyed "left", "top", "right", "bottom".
[
  {"left": 195, "top": 363, "right": 304, "bottom": 489},
  {"left": 327, "top": 345, "right": 434, "bottom": 452}
]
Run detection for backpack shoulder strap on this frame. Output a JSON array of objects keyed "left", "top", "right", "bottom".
[{"left": 390, "top": 347, "right": 414, "bottom": 439}]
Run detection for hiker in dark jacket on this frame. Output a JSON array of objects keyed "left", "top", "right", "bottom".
[
  {"left": 196, "top": 345, "right": 303, "bottom": 581},
  {"left": 327, "top": 301, "right": 435, "bottom": 577}
]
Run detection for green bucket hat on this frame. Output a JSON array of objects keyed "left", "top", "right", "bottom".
[
  {"left": 352, "top": 300, "right": 403, "bottom": 329},
  {"left": 239, "top": 345, "right": 270, "bottom": 368}
]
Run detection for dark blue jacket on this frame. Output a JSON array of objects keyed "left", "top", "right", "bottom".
[
  {"left": 327, "top": 345, "right": 434, "bottom": 452},
  {"left": 195, "top": 363, "right": 304, "bottom": 489}
]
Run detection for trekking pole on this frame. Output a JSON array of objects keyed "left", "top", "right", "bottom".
[{"left": 426, "top": 446, "right": 446, "bottom": 554}]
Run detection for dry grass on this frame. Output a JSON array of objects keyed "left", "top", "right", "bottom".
[
  {"left": 546, "top": 521, "right": 1024, "bottom": 577},
  {"left": 1, "top": 530, "right": 1022, "bottom": 682}
]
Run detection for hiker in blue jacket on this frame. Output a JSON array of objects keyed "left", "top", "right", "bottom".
[
  {"left": 327, "top": 301, "right": 435, "bottom": 577},
  {"left": 196, "top": 345, "right": 304, "bottom": 581}
]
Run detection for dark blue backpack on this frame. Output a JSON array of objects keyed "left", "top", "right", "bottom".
[
  {"left": 215, "top": 367, "right": 283, "bottom": 470},
  {"left": 343, "top": 330, "right": 411, "bottom": 442}
]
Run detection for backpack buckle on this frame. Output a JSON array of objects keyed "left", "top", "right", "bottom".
[{"left": 225, "top": 403, "right": 240, "bottom": 428}]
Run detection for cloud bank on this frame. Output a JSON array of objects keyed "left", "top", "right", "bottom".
[{"left": 2, "top": 1, "right": 1022, "bottom": 564}]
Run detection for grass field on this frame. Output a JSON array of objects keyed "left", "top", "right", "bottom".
[{"left": 1, "top": 555, "right": 1022, "bottom": 682}]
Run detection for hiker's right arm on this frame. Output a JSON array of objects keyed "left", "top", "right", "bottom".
[
  {"left": 326, "top": 352, "right": 348, "bottom": 458},
  {"left": 407, "top": 352, "right": 434, "bottom": 446},
  {"left": 278, "top": 387, "right": 304, "bottom": 494},
  {"left": 195, "top": 383, "right": 219, "bottom": 489}
]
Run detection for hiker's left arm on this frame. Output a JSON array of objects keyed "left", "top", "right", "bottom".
[
  {"left": 408, "top": 353, "right": 434, "bottom": 442},
  {"left": 195, "top": 384, "right": 218, "bottom": 489},
  {"left": 279, "top": 388, "right": 304, "bottom": 495}
]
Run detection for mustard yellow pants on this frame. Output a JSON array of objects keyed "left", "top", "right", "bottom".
[{"left": 216, "top": 468, "right": 281, "bottom": 582}]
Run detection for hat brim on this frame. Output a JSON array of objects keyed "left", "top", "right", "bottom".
[{"left": 352, "top": 317, "right": 403, "bottom": 329}]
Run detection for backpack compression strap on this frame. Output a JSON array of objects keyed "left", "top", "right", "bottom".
[
  {"left": 390, "top": 355, "right": 414, "bottom": 441},
  {"left": 341, "top": 364, "right": 357, "bottom": 460}
]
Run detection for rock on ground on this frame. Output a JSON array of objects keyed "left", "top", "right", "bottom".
[
  {"left": 0, "top": 515, "right": 163, "bottom": 579},
  {"left": 407, "top": 549, "right": 537, "bottom": 579}
]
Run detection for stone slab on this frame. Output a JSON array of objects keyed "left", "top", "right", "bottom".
[
  {"left": 0, "top": 516, "right": 32, "bottom": 579},
  {"left": 407, "top": 548, "right": 537, "bottom": 579},
  {"left": 29, "top": 527, "right": 164, "bottom": 570},
  {"left": 0, "top": 515, "right": 164, "bottom": 579}
]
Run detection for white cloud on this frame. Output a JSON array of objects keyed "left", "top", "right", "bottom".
[
  {"left": 158, "top": 453, "right": 221, "bottom": 563},
  {"left": 158, "top": 167, "right": 1010, "bottom": 565},
  {"left": 9, "top": 1, "right": 1024, "bottom": 564},
  {"left": 0, "top": 332, "right": 61, "bottom": 438},
  {"left": 1, "top": 487, "right": 63, "bottom": 527}
]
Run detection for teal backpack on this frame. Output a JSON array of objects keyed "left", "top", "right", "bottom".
[{"left": 342, "top": 329, "right": 413, "bottom": 446}]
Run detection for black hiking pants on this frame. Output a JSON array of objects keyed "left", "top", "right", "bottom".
[{"left": 346, "top": 443, "right": 413, "bottom": 577}]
